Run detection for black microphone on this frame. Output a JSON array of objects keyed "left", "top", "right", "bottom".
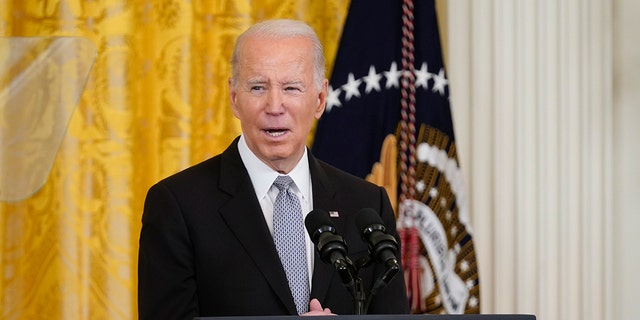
[
  {"left": 305, "top": 209, "right": 355, "bottom": 287},
  {"left": 355, "top": 208, "right": 400, "bottom": 270},
  {"left": 356, "top": 208, "right": 401, "bottom": 309}
]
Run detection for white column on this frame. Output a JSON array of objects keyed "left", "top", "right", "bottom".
[
  {"left": 612, "top": 1, "right": 640, "bottom": 320},
  {"left": 446, "top": 1, "right": 614, "bottom": 320}
]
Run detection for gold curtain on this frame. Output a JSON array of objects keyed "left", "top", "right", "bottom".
[{"left": 0, "top": 1, "right": 349, "bottom": 319}]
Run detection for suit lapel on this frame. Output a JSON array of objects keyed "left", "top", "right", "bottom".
[
  {"left": 217, "top": 139, "right": 298, "bottom": 315},
  {"left": 308, "top": 153, "right": 343, "bottom": 302}
]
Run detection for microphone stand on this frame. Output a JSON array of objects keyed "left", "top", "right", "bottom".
[
  {"left": 346, "top": 256, "right": 367, "bottom": 315},
  {"left": 363, "top": 258, "right": 400, "bottom": 313},
  {"left": 353, "top": 277, "right": 365, "bottom": 315},
  {"left": 340, "top": 255, "right": 399, "bottom": 315},
  {"left": 332, "top": 257, "right": 365, "bottom": 314}
]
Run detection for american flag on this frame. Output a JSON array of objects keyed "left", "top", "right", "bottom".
[{"left": 312, "top": 0, "right": 480, "bottom": 314}]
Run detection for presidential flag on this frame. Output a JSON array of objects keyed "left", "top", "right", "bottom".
[{"left": 312, "top": 0, "right": 480, "bottom": 314}]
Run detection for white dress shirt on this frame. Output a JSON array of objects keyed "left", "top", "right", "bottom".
[{"left": 237, "top": 135, "right": 315, "bottom": 287}]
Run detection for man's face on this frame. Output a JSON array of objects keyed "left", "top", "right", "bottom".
[{"left": 229, "top": 35, "right": 327, "bottom": 173}]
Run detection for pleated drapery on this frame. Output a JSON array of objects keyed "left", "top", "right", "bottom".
[{"left": 0, "top": 1, "right": 349, "bottom": 319}]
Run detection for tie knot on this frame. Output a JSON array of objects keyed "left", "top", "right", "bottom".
[{"left": 273, "top": 175, "right": 293, "bottom": 192}]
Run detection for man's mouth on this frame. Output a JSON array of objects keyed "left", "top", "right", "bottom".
[{"left": 265, "top": 129, "right": 288, "bottom": 137}]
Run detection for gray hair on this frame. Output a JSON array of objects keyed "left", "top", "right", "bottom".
[{"left": 230, "top": 19, "right": 326, "bottom": 90}]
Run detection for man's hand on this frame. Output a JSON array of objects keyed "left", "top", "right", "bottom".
[{"left": 301, "top": 298, "right": 336, "bottom": 316}]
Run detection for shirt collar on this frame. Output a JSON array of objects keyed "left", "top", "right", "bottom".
[{"left": 237, "top": 135, "right": 311, "bottom": 201}]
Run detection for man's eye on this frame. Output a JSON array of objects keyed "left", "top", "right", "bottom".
[
  {"left": 285, "top": 86, "right": 301, "bottom": 92},
  {"left": 250, "top": 86, "right": 265, "bottom": 92}
]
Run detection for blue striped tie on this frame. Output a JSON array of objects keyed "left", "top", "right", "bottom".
[{"left": 272, "top": 175, "right": 309, "bottom": 315}]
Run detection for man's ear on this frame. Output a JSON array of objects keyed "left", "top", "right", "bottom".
[
  {"left": 229, "top": 78, "right": 240, "bottom": 118},
  {"left": 314, "top": 79, "right": 328, "bottom": 119}
]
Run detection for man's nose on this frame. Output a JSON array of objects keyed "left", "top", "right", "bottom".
[{"left": 265, "top": 90, "right": 285, "bottom": 114}]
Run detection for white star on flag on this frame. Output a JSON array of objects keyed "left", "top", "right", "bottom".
[
  {"left": 459, "top": 260, "right": 469, "bottom": 272},
  {"left": 432, "top": 68, "right": 448, "bottom": 95},
  {"left": 363, "top": 65, "right": 382, "bottom": 93},
  {"left": 384, "top": 61, "right": 401, "bottom": 89},
  {"left": 325, "top": 85, "right": 342, "bottom": 112},
  {"left": 342, "top": 72, "right": 362, "bottom": 101},
  {"left": 468, "top": 296, "right": 479, "bottom": 308},
  {"left": 414, "top": 62, "right": 431, "bottom": 89}
]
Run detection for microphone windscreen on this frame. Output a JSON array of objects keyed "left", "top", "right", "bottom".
[
  {"left": 355, "top": 208, "right": 383, "bottom": 232},
  {"left": 304, "top": 209, "right": 332, "bottom": 237}
]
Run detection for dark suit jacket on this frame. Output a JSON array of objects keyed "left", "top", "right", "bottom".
[{"left": 138, "top": 138, "right": 409, "bottom": 320}]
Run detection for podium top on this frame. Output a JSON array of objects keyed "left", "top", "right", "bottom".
[{"left": 195, "top": 314, "right": 536, "bottom": 320}]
